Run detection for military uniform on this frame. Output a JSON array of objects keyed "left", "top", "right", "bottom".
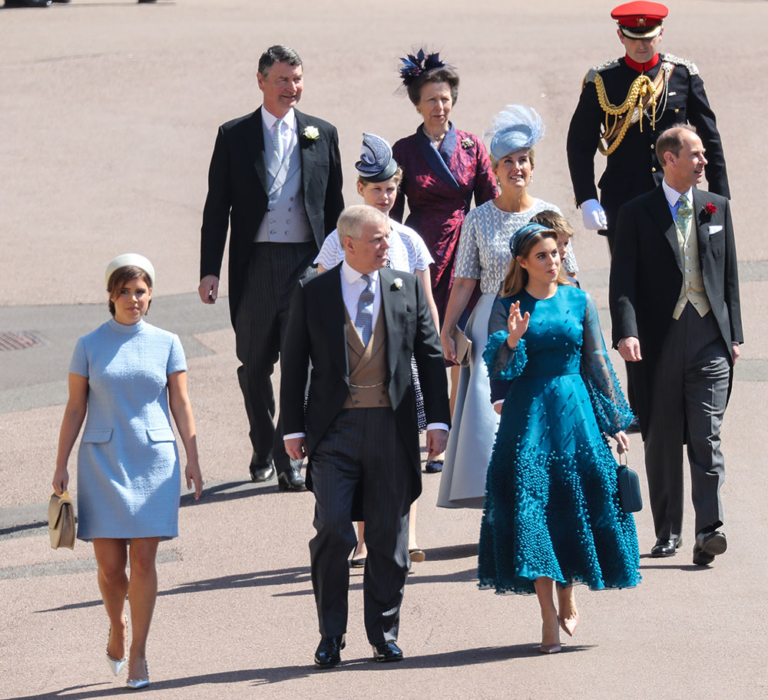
[{"left": 567, "top": 51, "right": 729, "bottom": 250}]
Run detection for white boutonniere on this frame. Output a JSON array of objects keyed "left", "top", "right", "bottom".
[
  {"left": 303, "top": 126, "right": 320, "bottom": 141},
  {"left": 461, "top": 137, "right": 475, "bottom": 149},
  {"left": 393, "top": 278, "right": 403, "bottom": 290}
]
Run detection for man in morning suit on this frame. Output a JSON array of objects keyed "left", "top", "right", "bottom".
[
  {"left": 610, "top": 125, "right": 742, "bottom": 565},
  {"left": 567, "top": 2, "right": 729, "bottom": 254},
  {"left": 281, "top": 205, "right": 450, "bottom": 667},
  {"left": 199, "top": 45, "right": 344, "bottom": 490}
]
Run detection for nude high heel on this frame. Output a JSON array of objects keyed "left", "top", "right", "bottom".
[
  {"left": 559, "top": 611, "right": 579, "bottom": 638},
  {"left": 540, "top": 619, "right": 562, "bottom": 654}
]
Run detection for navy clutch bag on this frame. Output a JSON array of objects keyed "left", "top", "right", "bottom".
[{"left": 617, "top": 454, "right": 643, "bottom": 513}]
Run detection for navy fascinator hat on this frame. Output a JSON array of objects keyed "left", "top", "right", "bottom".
[{"left": 355, "top": 133, "right": 399, "bottom": 182}]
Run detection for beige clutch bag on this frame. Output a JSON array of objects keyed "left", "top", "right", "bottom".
[
  {"left": 48, "top": 491, "right": 76, "bottom": 550},
  {"left": 450, "top": 327, "right": 473, "bottom": 367}
]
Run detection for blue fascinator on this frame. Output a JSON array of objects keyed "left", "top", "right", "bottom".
[
  {"left": 399, "top": 49, "right": 446, "bottom": 87},
  {"left": 487, "top": 105, "right": 545, "bottom": 161},
  {"left": 509, "top": 222, "right": 550, "bottom": 258},
  {"left": 355, "top": 133, "right": 399, "bottom": 183}
]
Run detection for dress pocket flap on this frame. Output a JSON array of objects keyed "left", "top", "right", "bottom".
[
  {"left": 146, "top": 427, "right": 175, "bottom": 442},
  {"left": 82, "top": 429, "right": 113, "bottom": 443}
]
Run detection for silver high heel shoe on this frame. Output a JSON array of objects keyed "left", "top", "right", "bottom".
[
  {"left": 106, "top": 617, "right": 127, "bottom": 676},
  {"left": 126, "top": 659, "right": 149, "bottom": 690}
]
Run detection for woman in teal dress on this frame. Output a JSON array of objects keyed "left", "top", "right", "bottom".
[{"left": 479, "top": 224, "right": 639, "bottom": 653}]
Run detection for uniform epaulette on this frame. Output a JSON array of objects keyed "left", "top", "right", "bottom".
[
  {"left": 584, "top": 58, "right": 622, "bottom": 85},
  {"left": 661, "top": 53, "right": 699, "bottom": 76}
]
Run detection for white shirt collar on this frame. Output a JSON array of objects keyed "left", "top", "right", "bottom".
[
  {"left": 261, "top": 106, "right": 296, "bottom": 132},
  {"left": 662, "top": 179, "right": 693, "bottom": 208},
  {"left": 341, "top": 260, "right": 379, "bottom": 286}
]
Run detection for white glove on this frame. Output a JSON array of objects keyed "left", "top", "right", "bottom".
[{"left": 581, "top": 199, "right": 608, "bottom": 231}]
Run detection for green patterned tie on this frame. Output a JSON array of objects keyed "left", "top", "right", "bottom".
[{"left": 675, "top": 194, "right": 692, "bottom": 235}]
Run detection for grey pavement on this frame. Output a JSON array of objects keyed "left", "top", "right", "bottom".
[{"left": 1, "top": 1, "right": 767, "bottom": 698}]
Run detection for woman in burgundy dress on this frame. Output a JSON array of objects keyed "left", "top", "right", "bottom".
[
  {"left": 391, "top": 50, "right": 497, "bottom": 471},
  {"left": 391, "top": 50, "right": 497, "bottom": 327}
]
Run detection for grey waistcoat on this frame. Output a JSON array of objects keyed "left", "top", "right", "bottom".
[{"left": 255, "top": 119, "right": 313, "bottom": 244}]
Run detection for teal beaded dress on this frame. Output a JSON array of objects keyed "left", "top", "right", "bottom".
[{"left": 478, "top": 285, "right": 640, "bottom": 594}]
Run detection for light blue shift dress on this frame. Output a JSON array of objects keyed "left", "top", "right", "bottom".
[{"left": 69, "top": 318, "right": 187, "bottom": 542}]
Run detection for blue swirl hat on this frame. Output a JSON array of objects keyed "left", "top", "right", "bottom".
[
  {"left": 487, "top": 105, "right": 545, "bottom": 161},
  {"left": 509, "top": 223, "right": 550, "bottom": 258},
  {"left": 355, "top": 133, "right": 399, "bottom": 182}
]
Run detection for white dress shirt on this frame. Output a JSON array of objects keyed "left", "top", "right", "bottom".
[{"left": 261, "top": 106, "right": 296, "bottom": 155}]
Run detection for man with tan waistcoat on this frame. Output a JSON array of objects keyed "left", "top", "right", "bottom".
[
  {"left": 610, "top": 125, "right": 742, "bottom": 565},
  {"left": 280, "top": 205, "right": 450, "bottom": 667}
]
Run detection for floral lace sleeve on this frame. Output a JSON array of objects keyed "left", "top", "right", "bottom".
[{"left": 580, "top": 293, "right": 633, "bottom": 435}]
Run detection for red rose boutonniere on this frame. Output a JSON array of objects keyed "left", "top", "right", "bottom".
[{"left": 704, "top": 202, "right": 717, "bottom": 215}]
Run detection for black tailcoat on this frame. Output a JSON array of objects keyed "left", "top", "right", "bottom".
[
  {"left": 609, "top": 186, "right": 743, "bottom": 435},
  {"left": 199, "top": 107, "right": 345, "bottom": 324}
]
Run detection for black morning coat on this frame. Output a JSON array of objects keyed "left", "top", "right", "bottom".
[{"left": 200, "top": 107, "right": 345, "bottom": 325}]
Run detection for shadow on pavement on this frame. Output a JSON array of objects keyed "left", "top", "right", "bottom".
[
  {"left": 6, "top": 643, "right": 597, "bottom": 697},
  {"left": 36, "top": 564, "right": 477, "bottom": 612}
]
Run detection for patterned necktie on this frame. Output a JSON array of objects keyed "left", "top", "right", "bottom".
[
  {"left": 272, "top": 118, "right": 284, "bottom": 161},
  {"left": 355, "top": 274, "right": 375, "bottom": 346},
  {"left": 675, "top": 193, "right": 692, "bottom": 235}
]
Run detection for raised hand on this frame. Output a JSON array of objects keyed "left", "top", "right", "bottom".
[{"left": 506, "top": 301, "right": 530, "bottom": 348}]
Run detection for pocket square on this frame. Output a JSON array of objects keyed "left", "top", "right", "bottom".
[{"left": 709, "top": 225, "right": 723, "bottom": 235}]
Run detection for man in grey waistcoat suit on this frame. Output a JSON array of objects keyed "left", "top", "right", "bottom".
[
  {"left": 281, "top": 205, "right": 450, "bottom": 667},
  {"left": 199, "top": 45, "right": 344, "bottom": 490},
  {"left": 610, "top": 125, "right": 742, "bottom": 565}
]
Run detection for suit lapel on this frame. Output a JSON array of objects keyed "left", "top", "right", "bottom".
[
  {"left": 247, "top": 108, "right": 268, "bottom": 194},
  {"left": 295, "top": 110, "right": 316, "bottom": 199},
  {"left": 320, "top": 265, "right": 349, "bottom": 383},
  {"left": 649, "top": 185, "right": 682, "bottom": 272},
  {"left": 379, "top": 268, "right": 402, "bottom": 378},
  {"left": 693, "top": 188, "right": 710, "bottom": 254}
]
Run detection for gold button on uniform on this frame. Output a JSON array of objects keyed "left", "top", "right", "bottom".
[{"left": 652, "top": 167, "right": 657, "bottom": 173}]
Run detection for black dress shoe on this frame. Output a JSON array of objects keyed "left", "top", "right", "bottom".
[
  {"left": 4, "top": 0, "right": 51, "bottom": 7},
  {"left": 425, "top": 459, "right": 444, "bottom": 474},
  {"left": 372, "top": 641, "right": 404, "bottom": 662},
  {"left": 650, "top": 536, "right": 682, "bottom": 557},
  {"left": 277, "top": 466, "right": 306, "bottom": 491},
  {"left": 314, "top": 635, "right": 345, "bottom": 668},
  {"left": 249, "top": 462, "right": 275, "bottom": 483},
  {"left": 693, "top": 530, "right": 727, "bottom": 566}
]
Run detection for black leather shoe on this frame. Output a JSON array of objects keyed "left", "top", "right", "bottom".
[
  {"left": 314, "top": 635, "right": 345, "bottom": 668},
  {"left": 425, "top": 460, "right": 443, "bottom": 474},
  {"left": 4, "top": 0, "right": 52, "bottom": 6},
  {"left": 650, "top": 536, "right": 682, "bottom": 557},
  {"left": 278, "top": 466, "right": 306, "bottom": 491},
  {"left": 693, "top": 530, "right": 727, "bottom": 566},
  {"left": 249, "top": 461, "right": 275, "bottom": 483},
  {"left": 372, "top": 641, "right": 404, "bottom": 662}
]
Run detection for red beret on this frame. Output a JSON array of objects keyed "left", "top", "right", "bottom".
[{"left": 612, "top": 2, "right": 668, "bottom": 38}]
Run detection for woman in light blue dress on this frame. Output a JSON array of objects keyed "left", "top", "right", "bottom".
[
  {"left": 439, "top": 106, "right": 577, "bottom": 508},
  {"left": 53, "top": 254, "right": 203, "bottom": 689}
]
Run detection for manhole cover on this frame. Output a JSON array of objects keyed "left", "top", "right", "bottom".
[{"left": 0, "top": 331, "right": 46, "bottom": 351}]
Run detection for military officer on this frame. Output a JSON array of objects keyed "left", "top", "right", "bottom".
[{"left": 566, "top": 1, "right": 729, "bottom": 253}]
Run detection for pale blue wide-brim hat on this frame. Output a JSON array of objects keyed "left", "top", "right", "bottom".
[
  {"left": 355, "top": 133, "right": 399, "bottom": 182},
  {"left": 487, "top": 105, "right": 545, "bottom": 161}
]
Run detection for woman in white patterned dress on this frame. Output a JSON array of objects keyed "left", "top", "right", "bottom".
[{"left": 438, "top": 106, "right": 577, "bottom": 508}]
